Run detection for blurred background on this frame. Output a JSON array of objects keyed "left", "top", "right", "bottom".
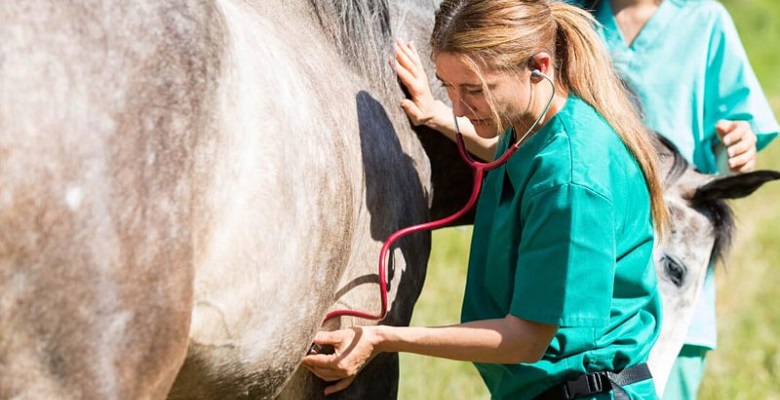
[{"left": 398, "top": 1, "right": 780, "bottom": 398}]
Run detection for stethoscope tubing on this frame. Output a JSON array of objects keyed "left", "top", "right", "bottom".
[{"left": 322, "top": 72, "right": 555, "bottom": 324}]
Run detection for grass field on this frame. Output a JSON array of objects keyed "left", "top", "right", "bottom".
[{"left": 399, "top": 1, "right": 780, "bottom": 398}]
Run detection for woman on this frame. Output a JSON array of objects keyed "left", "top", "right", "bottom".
[{"left": 303, "top": 1, "right": 669, "bottom": 398}]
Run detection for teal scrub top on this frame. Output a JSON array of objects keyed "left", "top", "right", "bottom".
[
  {"left": 591, "top": 0, "right": 779, "bottom": 350},
  {"left": 461, "top": 95, "right": 662, "bottom": 399}
]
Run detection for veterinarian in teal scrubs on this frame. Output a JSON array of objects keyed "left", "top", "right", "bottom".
[
  {"left": 304, "top": 1, "right": 669, "bottom": 398},
  {"left": 462, "top": 95, "right": 661, "bottom": 399},
  {"left": 577, "top": 1, "right": 779, "bottom": 398}
]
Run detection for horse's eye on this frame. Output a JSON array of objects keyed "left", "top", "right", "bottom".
[{"left": 661, "top": 255, "right": 687, "bottom": 287}]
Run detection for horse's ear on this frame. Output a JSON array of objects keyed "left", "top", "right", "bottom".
[{"left": 692, "top": 170, "right": 780, "bottom": 203}]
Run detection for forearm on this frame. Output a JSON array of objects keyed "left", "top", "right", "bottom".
[
  {"left": 425, "top": 100, "right": 498, "bottom": 162},
  {"left": 372, "top": 315, "right": 556, "bottom": 364}
]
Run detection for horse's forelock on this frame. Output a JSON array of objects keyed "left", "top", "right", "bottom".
[{"left": 655, "top": 133, "right": 690, "bottom": 189}]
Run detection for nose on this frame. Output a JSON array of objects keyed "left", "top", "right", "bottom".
[{"left": 451, "top": 95, "right": 470, "bottom": 118}]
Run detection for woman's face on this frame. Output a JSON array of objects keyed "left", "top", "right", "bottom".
[{"left": 434, "top": 52, "right": 533, "bottom": 139}]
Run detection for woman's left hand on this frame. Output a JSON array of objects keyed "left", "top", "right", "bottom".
[
  {"left": 716, "top": 119, "right": 758, "bottom": 173},
  {"left": 302, "top": 327, "right": 379, "bottom": 395}
]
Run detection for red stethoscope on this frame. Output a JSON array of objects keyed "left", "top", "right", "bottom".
[{"left": 322, "top": 71, "right": 555, "bottom": 324}]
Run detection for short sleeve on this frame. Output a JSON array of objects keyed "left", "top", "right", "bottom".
[
  {"left": 510, "top": 183, "right": 615, "bottom": 327},
  {"left": 704, "top": 4, "right": 778, "bottom": 153}
]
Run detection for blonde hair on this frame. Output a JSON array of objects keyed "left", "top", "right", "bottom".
[{"left": 431, "top": 0, "right": 669, "bottom": 235}]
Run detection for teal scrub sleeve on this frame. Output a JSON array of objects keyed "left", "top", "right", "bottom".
[
  {"left": 704, "top": 5, "right": 779, "bottom": 154},
  {"left": 510, "top": 183, "right": 615, "bottom": 327}
]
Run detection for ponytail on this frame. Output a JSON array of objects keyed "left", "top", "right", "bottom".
[
  {"left": 430, "top": 0, "right": 669, "bottom": 237},
  {"left": 549, "top": 2, "right": 669, "bottom": 237}
]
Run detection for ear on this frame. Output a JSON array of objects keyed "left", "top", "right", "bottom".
[
  {"left": 692, "top": 170, "right": 780, "bottom": 203},
  {"left": 529, "top": 52, "right": 552, "bottom": 80}
]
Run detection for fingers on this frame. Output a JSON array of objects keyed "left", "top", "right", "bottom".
[
  {"left": 394, "top": 39, "right": 426, "bottom": 83},
  {"left": 312, "top": 331, "right": 341, "bottom": 345},
  {"left": 324, "top": 376, "right": 357, "bottom": 396},
  {"left": 733, "top": 158, "right": 757, "bottom": 173},
  {"left": 302, "top": 353, "right": 359, "bottom": 382},
  {"left": 402, "top": 39, "right": 422, "bottom": 65},
  {"left": 301, "top": 361, "right": 344, "bottom": 382},
  {"left": 400, "top": 99, "right": 425, "bottom": 125},
  {"left": 715, "top": 119, "right": 734, "bottom": 138},
  {"left": 715, "top": 119, "right": 758, "bottom": 173},
  {"left": 727, "top": 146, "right": 757, "bottom": 172},
  {"left": 301, "top": 327, "right": 378, "bottom": 392},
  {"left": 725, "top": 134, "right": 756, "bottom": 159},
  {"left": 716, "top": 120, "right": 756, "bottom": 146},
  {"left": 394, "top": 59, "right": 417, "bottom": 88},
  {"left": 394, "top": 39, "right": 421, "bottom": 67},
  {"left": 303, "top": 353, "right": 338, "bottom": 368},
  {"left": 392, "top": 39, "right": 436, "bottom": 126},
  {"left": 304, "top": 358, "right": 357, "bottom": 394}
]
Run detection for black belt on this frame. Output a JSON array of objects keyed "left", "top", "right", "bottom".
[{"left": 533, "top": 363, "right": 652, "bottom": 400}]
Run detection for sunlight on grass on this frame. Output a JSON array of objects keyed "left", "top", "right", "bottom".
[
  {"left": 399, "top": 227, "right": 489, "bottom": 400},
  {"left": 698, "top": 1, "right": 780, "bottom": 398}
]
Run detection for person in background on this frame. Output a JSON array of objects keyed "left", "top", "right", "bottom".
[
  {"left": 303, "top": 1, "right": 670, "bottom": 398},
  {"left": 569, "top": 0, "right": 779, "bottom": 398}
]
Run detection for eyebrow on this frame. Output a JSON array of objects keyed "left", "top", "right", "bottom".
[{"left": 435, "top": 74, "right": 483, "bottom": 88}]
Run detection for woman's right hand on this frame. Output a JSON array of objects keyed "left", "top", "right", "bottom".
[
  {"left": 393, "top": 39, "right": 437, "bottom": 127},
  {"left": 302, "top": 327, "right": 379, "bottom": 395}
]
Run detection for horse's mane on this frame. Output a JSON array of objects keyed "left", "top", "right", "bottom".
[
  {"left": 656, "top": 134, "right": 735, "bottom": 266},
  {"left": 309, "top": 0, "right": 394, "bottom": 91},
  {"left": 702, "top": 195, "right": 734, "bottom": 267},
  {"left": 655, "top": 134, "right": 689, "bottom": 188},
  {"left": 581, "top": 0, "right": 601, "bottom": 11}
]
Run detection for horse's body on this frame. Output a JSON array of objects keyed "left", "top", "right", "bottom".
[
  {"left": 3, "top": 1, "right": 778, "bottom": 399},
  {"left": 0, "top": 1, "right": 440, "bottom": 399}
]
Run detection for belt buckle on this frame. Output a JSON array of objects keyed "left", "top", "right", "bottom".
[{"left": 563, "top": 373, "right": 606, "bottom": 399}]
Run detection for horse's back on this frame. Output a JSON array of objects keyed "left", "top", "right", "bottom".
[{"left": 0, "top": 1, "right": 223, "bottom": 398}]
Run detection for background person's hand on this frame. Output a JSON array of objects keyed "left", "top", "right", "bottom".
[
  {"left": 716, "top": 119, "right": 758, "bottom": 173},
  {"left": 302, "top": 327, "right": 378, "bottom": 395}
]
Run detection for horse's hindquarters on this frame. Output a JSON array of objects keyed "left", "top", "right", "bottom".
[{"left": 0, "top": 2, "right": 224, "bottom": 398}]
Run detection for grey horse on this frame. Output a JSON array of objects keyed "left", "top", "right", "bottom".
[{"left": 0, "top": 1, "right": 443, "bottom": 399}]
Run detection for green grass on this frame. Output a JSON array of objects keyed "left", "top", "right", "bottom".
[
  {"left": 400, "top": 2, "right": 780, "bottom": 399},
  {"left": 399, "top": 227, "right": 488, "bottom": 399},
  {"left": 698, "top": 140, "right": 780, "bottom": 399}
]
